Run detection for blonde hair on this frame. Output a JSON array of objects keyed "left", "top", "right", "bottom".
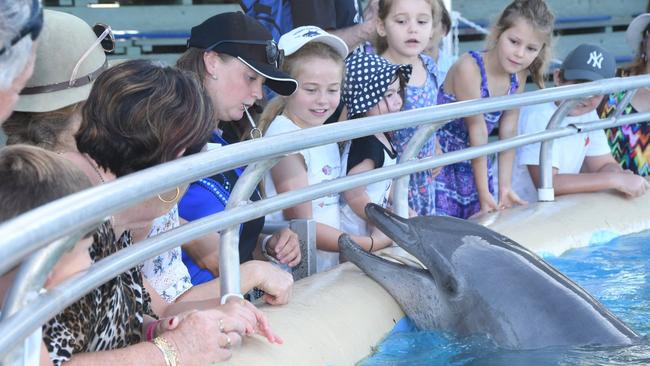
[
  {"left": 375, "top": 0, "right": 440, "bottom": 55},
  {"left": 258, "top": 42, "right": 345, "bottom": 134},
  {"left": 487, "top": 0, "right": 555, "bottom": 88}
]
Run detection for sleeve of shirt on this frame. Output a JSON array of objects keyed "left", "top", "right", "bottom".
[
  {"left": 586, "top": 129, "right": 612, "bottom": 157},
  {"left": 517, "top": 104, "right": 560, "bottom": 168},
  {"left": 346, "top": 136, "right": 384, "bottom": 174},
  {"left": 289, "top": 0, "right": 336, "bottom": 29}
]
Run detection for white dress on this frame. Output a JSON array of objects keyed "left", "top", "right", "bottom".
[
  {"left": 263, "top": 115, "right": 342, "bottom": 272},
  {"left": 141, "top": 204, "right": 193, "bottom": 302}
]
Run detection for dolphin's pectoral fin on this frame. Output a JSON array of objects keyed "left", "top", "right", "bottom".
[{"left": 339, "top": 234, "right": 444, "bottom": 329}]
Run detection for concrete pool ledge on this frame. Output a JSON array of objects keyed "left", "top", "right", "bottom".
[{"left": 224, "top": 188, "right": 650, "bottom": 365}]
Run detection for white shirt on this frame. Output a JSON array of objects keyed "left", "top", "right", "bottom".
[
  {"left": 339, "top": 139, "right": 395, "bottom": 236},
  {"left": 513, "top": 102, "right": 611, "bottom": 202},
  {"left": 263, "top": 115, "right": 342, "bottom": 272}
]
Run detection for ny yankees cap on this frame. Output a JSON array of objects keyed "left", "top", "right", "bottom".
[
  {"left": 561, "top": 44, "right": 615, "bottom": 82},
  {"left": 278, "top": 25, "right": 348, "bottom": 58}
]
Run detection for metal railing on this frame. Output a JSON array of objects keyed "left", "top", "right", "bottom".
[{"left": 1, "top": 74, "right": 650, "bottom": 363}]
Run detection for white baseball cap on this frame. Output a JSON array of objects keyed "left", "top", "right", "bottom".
[{"left": 278, "top": 25, "right": 349, "bottom": 58}]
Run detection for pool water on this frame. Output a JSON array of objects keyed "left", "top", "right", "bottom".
[{"left": 360, "top": 230, "right": 650, "bottom": 365}]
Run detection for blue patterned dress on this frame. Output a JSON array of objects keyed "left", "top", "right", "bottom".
[
  {"left": 435, "top": 51, "right": 519, "bottom": 218},
  {"left": 388, "top": 54, "right": 439, "bottom": 216}
]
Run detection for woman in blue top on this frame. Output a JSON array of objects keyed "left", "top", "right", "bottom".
[{"left": 176, "top": 12, "right": 301, "bottom": 305}]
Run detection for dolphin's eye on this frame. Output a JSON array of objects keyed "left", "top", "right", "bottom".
[{"left": 443, "top": 276, "right": 457, "bottom": 295}]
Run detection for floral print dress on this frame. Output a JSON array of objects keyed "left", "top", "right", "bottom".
[
  {"left": 435, "top": 51, "right": 519, "bottom": 219},
  {"left": 388, "top": 54, "right": 440, "bottom": 216}
]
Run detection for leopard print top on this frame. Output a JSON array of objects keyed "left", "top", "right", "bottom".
[{"left": 42, "top": 222, "right": 157, "bottom": 365}]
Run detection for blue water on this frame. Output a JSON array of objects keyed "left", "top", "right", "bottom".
[{"left": 360, "top": 230, "right": 650, "bottom": 365}]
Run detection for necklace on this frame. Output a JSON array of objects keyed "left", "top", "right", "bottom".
[{"left": 83, "top": 153, "right": 105, "bottom": 184}]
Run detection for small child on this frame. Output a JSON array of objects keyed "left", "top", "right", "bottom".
[
  {"left": 376, "top": 0, "right": 442, "bottom": 217},
  {"left": 340, "top": 52, "right": 412, "bottom": 236},
  {"left": 424, "top": 0, "right": 454, "bottom": 85},
  {"left": 513, "top": 44, "right": 650, "bottom": 201},
  {"left": 260, "top": 26, "right": 391, "bottom": 272},
  {"left": 435, "top": 0, "right": 554, "bottom": 218}
]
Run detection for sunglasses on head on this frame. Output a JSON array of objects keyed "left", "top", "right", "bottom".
[
  {"left": 0, "top": 0, "right": 43, "bottom": 56},
  {"left": 92, "top": 23, "right": 116, "bottom": 53},
  {"left": 205, "top": 39, "right": 284, "bottom": 69}
]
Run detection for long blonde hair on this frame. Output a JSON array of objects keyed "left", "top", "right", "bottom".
[
  {"left": 258, "top": 42, "right": 345, "bottom": 134},
  {"left": 487, "top": 0, "right": 554, "bottom": 88}
]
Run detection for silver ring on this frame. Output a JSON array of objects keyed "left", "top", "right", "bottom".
[
  {"left": 218, "top": 318, "right": 225, "bottom": 333},
  {"left": 225, "top": 335, "right": 232, "bottom": 349}
]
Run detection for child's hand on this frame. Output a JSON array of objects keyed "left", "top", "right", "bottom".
[
  {"left": 477, "top": 194, "right": 499, "bottom": 216},
  {"left": 498, "top": 188, "right": 527, "bottom": 210},
  {"left": 614, "top": 174, "right": 649, "bottom": 197}
]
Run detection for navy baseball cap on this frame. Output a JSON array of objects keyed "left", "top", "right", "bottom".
[
  {"left": 187, "top": 12, "right": 297, "bottom": 96},
  {"left": 561, "top": 44, "right": 616, "bottom": 82}
]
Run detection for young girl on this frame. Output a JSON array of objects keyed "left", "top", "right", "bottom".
[
  {"left": 435, "top": 0, "right": 554, "bottom": 218},
  {"left": 260, "top": 26, "right": 391, "bottom": 272},
  {"left": 340, "top": 52, "right": 412, "bottom": 236},
  {"left": 376, "top": 0, "right": 442, "bottom": 217}
]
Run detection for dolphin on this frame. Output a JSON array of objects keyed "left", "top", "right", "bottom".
[{"left": 338, "top": 204, "right": 640, "bottom": 350}]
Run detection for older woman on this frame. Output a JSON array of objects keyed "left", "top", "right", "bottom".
[
  {"left": 0, "top": 0, "right": 40, "bottom": 123},
  {"left": 176, "top": 12, "right": 302, "bottom": 290},
  {"left": 0, "top": 145, "right": 247, "bottom": 365},
  {"left": 598, "top": 13, "right": 650, "bottom": 176}
]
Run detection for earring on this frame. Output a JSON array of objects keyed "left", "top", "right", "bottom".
[
  {"left": 210, "top": 74, "right": 218, "bottom": 80},
  {"left": 158, "top": 187, "right": 181, "bottom": 204}
]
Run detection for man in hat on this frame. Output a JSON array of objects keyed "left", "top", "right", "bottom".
[
  {"left": 512, "top": 44, "right": 649, "bottom": 202},
  {"left": 0, "top": 0, "right": 41, "bottom": 125}
]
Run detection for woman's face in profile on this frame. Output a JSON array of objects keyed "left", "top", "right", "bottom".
[{"left": 206, "top": 56, "right": 265, "bottom": 122}]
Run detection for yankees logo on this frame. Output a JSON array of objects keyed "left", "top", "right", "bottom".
[{"left": 587, "top": 51, "right": 604, "bottom": 69}]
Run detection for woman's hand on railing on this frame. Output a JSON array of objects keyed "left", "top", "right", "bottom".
[{"left": 266, "top": 228, "right": 301, "bottom": 267}]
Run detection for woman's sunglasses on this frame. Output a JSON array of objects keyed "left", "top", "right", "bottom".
[
  {"left": 0, "top": 0, "right": 43, "bottom": 56},
  {"left": 92, "top": 23, "right": 116, "bottom": 53},
  {"left": 206, "top": 39, "right": 284, "bottom": 69}
]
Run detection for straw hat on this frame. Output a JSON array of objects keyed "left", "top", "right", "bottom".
[
  {"left": 14, "top": 10, "right": 108, "bottom": 112},
  {"left": 625, "top": 13, "right": 650, "bottom": 54}
]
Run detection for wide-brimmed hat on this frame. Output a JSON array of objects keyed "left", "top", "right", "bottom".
[
  {"left": 342, "top": 52, "right": 412, "bottom": 117},
  {"left": 626, "top": 13, "right": 650, "bottom": 54},
  {"left": 15, "top": 10, "right": 110, "bottom": 113},
  {"left": 278, "top": 26, "right": 349, "bottom": 58},
  {"left": 561, "top": 44, "right": 615, "bottom": 82},
  {"left": 187, "top": 12, "right": 297, "bottom": 96}
]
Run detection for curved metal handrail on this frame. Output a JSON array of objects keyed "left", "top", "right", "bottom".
[{"left": 2, "top": 76, "right": 650, "bottom": 361}]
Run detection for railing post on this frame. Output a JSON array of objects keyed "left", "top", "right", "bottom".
[
  {"left": 538, "top": 99, "right": 579, "bottom": 201},
  {"left": 393, "top": 123, "right": 441, "bottom": 217},
  {"left": 219, "top": 158, "right": 280, "bottom": 303},
  {"left": 1, "top": 236, "right": 79, "bottom": 365}
]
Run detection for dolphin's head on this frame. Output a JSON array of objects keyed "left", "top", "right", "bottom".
[{"left": 365, "top": 204, "right": 462, "bottom": 296}]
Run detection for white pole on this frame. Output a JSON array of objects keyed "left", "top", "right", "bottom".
[{"left": 442, "top": 0, "right": 453, "bottom": 58}]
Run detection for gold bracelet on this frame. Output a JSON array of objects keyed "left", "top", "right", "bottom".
[{"left": 152, "top": 336, "right": 180, "bottom": 366}]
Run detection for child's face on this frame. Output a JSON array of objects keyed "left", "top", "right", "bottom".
[
  {"left": 378, "top": 0, "right": 434, "bottom": 58},
  {"left": 495, "top": 18, "right": 544, "bottom": 74},
  {"left": 367, "top": 79, "right": 403, "bottom": 116},
  {"left": 553, "top": 71, "right": 604, "bottom": 116},
  {"left": 284, "top": 58, "right": 343, "bottom": 128}
]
